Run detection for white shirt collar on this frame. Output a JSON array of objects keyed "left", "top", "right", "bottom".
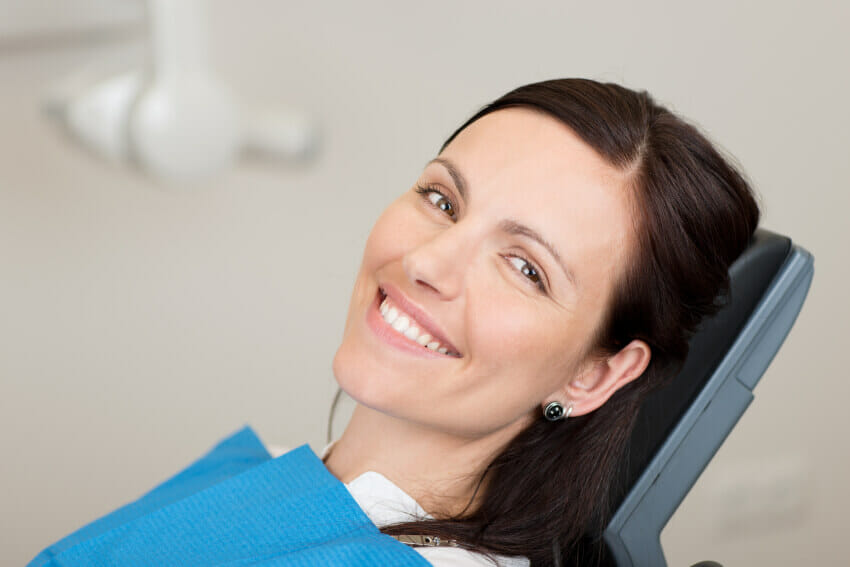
[
  {"left": 266, "top": 439, "right": 530, "bottom": 567},
  {"left": 320, "top": 440, "right": 434, "bottom": 527}
]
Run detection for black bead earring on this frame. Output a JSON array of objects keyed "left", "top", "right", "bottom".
[{"left": 543, "top": 401, "right": 573, "bottom": 422}]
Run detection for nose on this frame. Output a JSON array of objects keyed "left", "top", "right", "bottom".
[{"left": 402, "top": 226, "right": 470, "bottom": 300}]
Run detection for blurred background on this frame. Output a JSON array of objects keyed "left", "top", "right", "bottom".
[{"left": 1, "top": 1, "right": 847, "bottom": 565}]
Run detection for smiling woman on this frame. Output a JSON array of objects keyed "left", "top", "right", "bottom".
[
  {"left": 333, "top": 105, "right": 643, "bottom": 437},
  {"left": 28, "top": 79, "right": 759, "bottom": 567},
  {"left": 327, "top": 79, "right": 760, "bottom": 566}
]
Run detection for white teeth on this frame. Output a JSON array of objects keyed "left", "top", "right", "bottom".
[
  {"left": 379, "top": 293, "right": 457, "bottom": 356},
  {"left": 404, "top": 325, "right": 420, "bottom": 340},
  {"left": 385, "top": 307, "right": 399, "bottom": 324},
  {"left": 392, "top": 316, "right": 410, "bottom": 333}
]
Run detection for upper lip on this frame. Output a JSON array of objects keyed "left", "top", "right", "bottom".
[{"left": 379, "top": 282, "right": 462, "bottom": 356}]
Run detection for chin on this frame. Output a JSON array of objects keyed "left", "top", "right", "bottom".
[{"left": 331, "top": 338, "right": 396, "bottom": 413}]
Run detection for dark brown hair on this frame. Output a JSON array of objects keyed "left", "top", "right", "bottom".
[{"left": 377, "top": 79, "right": 761, "bottom": 566}]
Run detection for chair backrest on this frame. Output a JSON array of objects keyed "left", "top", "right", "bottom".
[{"left": 598, "top": 228, "right": 814, "bottom": 567}]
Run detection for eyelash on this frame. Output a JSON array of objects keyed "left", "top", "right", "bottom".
[
  {"left": 414, "top": 184, "right": 548, "bottom": 294},
  {"left": 415, "top": 184, "right": 458, "bottom": 220}
]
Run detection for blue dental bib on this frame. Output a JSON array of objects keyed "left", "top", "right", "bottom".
[{"left": 28, "top": 427, "right": 431, "bottom": 567}]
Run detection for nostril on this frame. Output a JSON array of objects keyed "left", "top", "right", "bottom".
[{"left": 415, "top": 279, "right": 440, "bottom": 293}]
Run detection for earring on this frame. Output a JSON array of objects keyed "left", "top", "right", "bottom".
[{"left": 544, "top": 401, "right": 573, "bottom": 421}]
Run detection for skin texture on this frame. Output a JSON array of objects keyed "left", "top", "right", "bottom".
[{"left": 327, "top": 107, "right": 651, "bottom": 518}]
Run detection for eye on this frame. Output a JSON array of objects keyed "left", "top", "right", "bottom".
[
  {"left": 415, "top": 185, "right": 457, "bottom": 221},
  {"left": 507, "top": 254, "right": 547, "bottom": 293}
]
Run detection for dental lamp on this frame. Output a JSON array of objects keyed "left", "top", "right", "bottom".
[{"left": 45, "top": 0, "right": 317, "bottom": 180}]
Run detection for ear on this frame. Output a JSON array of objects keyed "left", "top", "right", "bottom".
[{"left": 558, "top": 340, "right": 651, "bottom": 417}]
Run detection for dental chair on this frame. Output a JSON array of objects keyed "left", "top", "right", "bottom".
[{"left": 592, "top": 228, "right": 814, "bottom": 567}]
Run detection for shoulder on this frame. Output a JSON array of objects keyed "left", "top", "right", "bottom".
[
  {"left": 264, "top": 441, "right": 334, "bottom": 460},
  {"left": 265, "top": 443, "right": 292, "bottom": 458},
  {"left": 415, "top": 546, "right": 530, "bottom": 567}
]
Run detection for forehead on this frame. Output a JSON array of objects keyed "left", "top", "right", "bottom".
[{"left": 436, "top": 107, "right": 636, "bottom": 294}]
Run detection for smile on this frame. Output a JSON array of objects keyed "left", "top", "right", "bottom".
[
  {"left": 367, "top": 286, "right": 462, "bottom": 358},
  {"left": 379, "top": 295, "right": 460, "bottom": 356}
]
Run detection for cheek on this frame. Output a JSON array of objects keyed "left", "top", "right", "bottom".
[
  {"left": 345, "top": 203, "right": 411, "bottom": 314},
  {"left": 359, "top": 201, "right": 419, "bottom": 271},
  {"left": 468, "top": 292, "right": 587, "bottom": 397}
]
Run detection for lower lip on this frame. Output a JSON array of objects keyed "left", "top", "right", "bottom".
[{"left": 366, "top": 290, "right": 455, "bottom": 359}]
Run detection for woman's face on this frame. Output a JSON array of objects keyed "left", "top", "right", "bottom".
[{"left": 333, "top": 107, "right": 636, "bottom": 438}]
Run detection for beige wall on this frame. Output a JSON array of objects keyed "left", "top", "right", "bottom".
[{"left": 2, "top": 1, "right": 848, "bottom": 565}]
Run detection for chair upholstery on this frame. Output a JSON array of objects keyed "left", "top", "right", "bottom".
[{"left": 595, "top": 228, "right": 814, "bottom": 566}]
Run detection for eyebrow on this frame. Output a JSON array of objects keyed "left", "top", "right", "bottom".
[
  {"left": 426, "top": 157, "right": 578, "bottom": 288},
  {"left": 500, "top": 219, "right": 578, "bottom": 288},
  {"left": 428, "top": 157, "right": 468, "bottom": 201}
]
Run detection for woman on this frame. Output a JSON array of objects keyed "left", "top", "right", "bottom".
[
  {"left": 31, "top": 78, "right": 759, "bottom": 567},
  {"left": 323, "top": 78, "right": 759, "bottom": 566}
]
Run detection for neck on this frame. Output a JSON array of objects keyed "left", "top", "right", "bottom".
[{"left": 323, "top": 402, "right": 529, "bottom": 519}]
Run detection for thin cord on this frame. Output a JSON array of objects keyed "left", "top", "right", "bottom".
[
  {"left": 327, "top": 386, "right": 344, "bottom": 445},
  {"left": 552, "top": 536, "right": 562, "bottom": 567}
]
